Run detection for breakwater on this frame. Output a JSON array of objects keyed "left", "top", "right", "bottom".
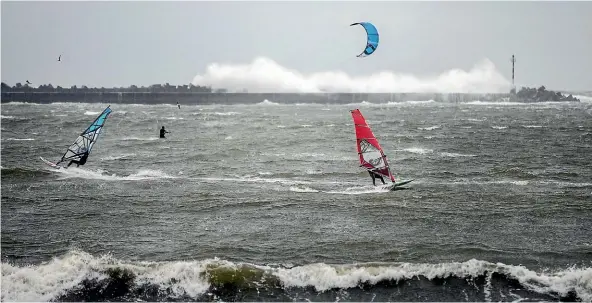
[{"left": 1, "top": 92, "right": 512, "bottom": 105}]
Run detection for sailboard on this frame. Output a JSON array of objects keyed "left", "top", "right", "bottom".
[
  {"left": 350, "top": 22, "right": 379, "bottom": 58},
  {"left": 350, "top": 109, "right": 413, "bottom": 190},
  {"left": 41, "top": 105, "right": 112, "bottom": 169}
]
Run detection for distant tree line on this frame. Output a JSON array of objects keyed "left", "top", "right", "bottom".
[
  {"left": 0, "top": 82, "right": 230, "bottom": 93},
  {"left": 515, "top": 85, "right": 580, "bottom": 102}
]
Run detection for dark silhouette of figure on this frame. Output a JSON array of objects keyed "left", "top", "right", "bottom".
[
  {"left": 160, "top": 126, "right": 170, "bottom": 138},
  {"left": 67, "top": 149, "right": 89, "bottom": 168},
  {"left": 369, "top": 171, "right": 386, "bottom": 186}
]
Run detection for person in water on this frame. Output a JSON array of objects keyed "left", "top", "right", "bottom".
[
  {"left": 369, "top": 170, "right": 386, "bottom": 186},
  {"left": 67, "top": 148, "right": 89, "bottom": 168},
  {"left": 159, "top": 126, "right": 170, "bottom": 138},
  {"left": 177, "top": 102, "right": 181, "bottom": 109}
]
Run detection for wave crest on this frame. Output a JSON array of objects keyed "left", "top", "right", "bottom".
[
  {"left": 191, "top": 57, "right": 511, "bottom": 94},
  {"left": 2, "top": 250, "right": 590, "bottom": 302}
]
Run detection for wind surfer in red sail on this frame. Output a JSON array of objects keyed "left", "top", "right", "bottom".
[
  {"left": 369, "top": 170, "right": 386, "bottom": 186},
  {"left": 350, "top": 109, "right": 414, "bottom": 190}
]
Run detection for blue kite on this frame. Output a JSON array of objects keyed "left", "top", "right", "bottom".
[{"left": 350, "top": 22, "right": 379, "bottom": 58}]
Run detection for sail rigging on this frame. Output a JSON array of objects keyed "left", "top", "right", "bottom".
[
  {"left": 56, "top": 105, "right": 112, "bottom": 166},
  {"left": 350, "top": 109, "right": 396, "bottom": 183}
]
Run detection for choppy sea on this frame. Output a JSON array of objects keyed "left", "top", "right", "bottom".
[{"left": 1, "top": 99, "right": 591, "bottom": 301}]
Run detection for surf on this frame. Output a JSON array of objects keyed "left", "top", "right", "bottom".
[{"left": 2, "top": 249, "right": 589, "bottom": 302}]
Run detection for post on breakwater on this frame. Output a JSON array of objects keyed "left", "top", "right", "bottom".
[{"left": 511, "top": 54, "right": 516, "bottom": 94}]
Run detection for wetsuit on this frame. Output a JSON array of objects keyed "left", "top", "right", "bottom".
[
  {"left": 67, "top": 153, "right": 88, "bottom": 168},
  {"left": 160, "top": 127, "right": 169, "bottom": 138},
  {"left": 369, "top": 171, "right": 386, "bottom": 186}
]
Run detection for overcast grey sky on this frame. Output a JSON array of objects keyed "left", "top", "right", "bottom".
[{"left": 2, "top": 1, "right": 591, "bottom": 91}]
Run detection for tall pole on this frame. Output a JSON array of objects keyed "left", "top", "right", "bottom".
[
  {"left": 511, "top": 55, "right": 516, "bottom": 86},
  {"left": 511, "top": 54, "right": 516, "bottom": 94}
]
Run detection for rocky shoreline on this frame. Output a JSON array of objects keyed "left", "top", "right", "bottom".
[{"left": 513, "top": 86, "right": 580, "bottom": 102}]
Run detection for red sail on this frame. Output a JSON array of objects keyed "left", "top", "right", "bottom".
[{"left": 350, "top": 109, "right": 396, "bottom": 183}]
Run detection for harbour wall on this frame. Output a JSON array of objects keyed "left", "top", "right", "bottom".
[{"left": 1, "top": 92, "right": 512, "bottom": 105}]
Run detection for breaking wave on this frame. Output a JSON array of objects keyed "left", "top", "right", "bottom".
[
  {"left": 191, "top": 57, "right": 511, "bottom": 94},
  {"left": 2, "top": 250, "right": 589, "bottom": 302}
]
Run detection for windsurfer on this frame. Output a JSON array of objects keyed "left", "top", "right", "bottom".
[
  {"left": 369, "top": 170, "right": 386, "bottom": 186},
  {"left": 67, "top": 151, "right": 89, "bottom": 168}
]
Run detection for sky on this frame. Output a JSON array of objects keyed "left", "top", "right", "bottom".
[{"left": 1, "top": 1, "right": 591, "bottom": 93}]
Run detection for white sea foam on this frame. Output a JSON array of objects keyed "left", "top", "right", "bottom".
[
  {"left": 191, "top": 57, "right": 510, "bottom": 93},
  {"left": 257, "top": 99, "right": 280, "bottom": 106},
  {"left": 214, "top": 111, "right": 241, "bottom": 116},
  {"left": 418, "top": 125, "right": 441, "bottom": 131},
  {"left": 2, "top": 138, "right": 35, "bottom": 141},
  {"left": 4, "top": 251, "right": 589, "bottom": 302},
  {"left": 326, "top": 185, "right": 392, "bottom": 195},
  {"left": 440, "top": 152, "right": 477, "bottom": 158},
  {"left": 402, "top": 147, "right": 433, "bottom": 155},
  {"left": 120, "top": 137, "right": 159, "bottom": 141},
  {"left": 99, "top": 153, "right": 137, "bottom": 161},
  {"left": 48, "top": 167, "right": 178, "bottom": 181},
  {"left": 289, "top": 186, "right": 319, "bottom": 193}
]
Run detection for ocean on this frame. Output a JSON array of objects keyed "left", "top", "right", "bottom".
[{"left": 1, "top": 99, "right": 591, "bottom": 302}]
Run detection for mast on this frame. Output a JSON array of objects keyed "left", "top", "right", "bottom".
[{"left": 510, "top": 54, "right": 516, "bottom": 94}]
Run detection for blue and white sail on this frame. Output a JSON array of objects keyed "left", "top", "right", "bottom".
[
  {"left": 350, "top": 22, "right": 379, "bottom": 57},
  {"left": 56, "top": 105, "right": 112, "bottom": 166}
]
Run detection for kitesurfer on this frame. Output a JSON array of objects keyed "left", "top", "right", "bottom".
[
  {"left": 369, "top": 170, "right": 386, "bottom": 186},
  {"left": 177, "top": 102, "right": 181, "bottom": 109},
  {"left": 159, "top": 126, "right": 170, "bottom": 138}
]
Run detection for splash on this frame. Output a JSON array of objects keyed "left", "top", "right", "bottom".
[
  {"left": 47, "top": 167, "right": 178, "bottom": 181},
  {"left": 289, "top": 186, "right": 319, "bottom": 193},
  {"left": 191, "top": 57, "right": 511, "bottom": 94},
  {"left": 2, "top": 250, "right": 591, "bottom": 302}
]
